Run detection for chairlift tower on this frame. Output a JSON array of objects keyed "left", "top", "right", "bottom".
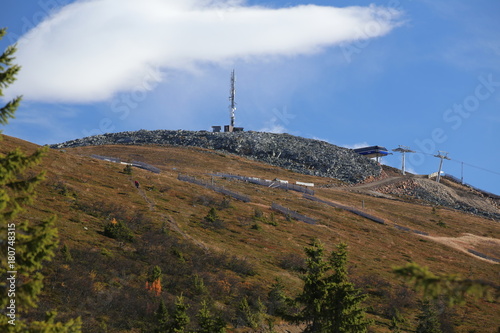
[
  {"left": 392, "top": 145, "right": 415, "bottom": 175},
  {"left": 434, "top": 151, "right": 450, "bottom": 183}
]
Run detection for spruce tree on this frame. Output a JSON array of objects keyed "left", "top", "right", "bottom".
[
  {"left": 389, "top": 316, "right": 402, "bottom": 333},
  {"left": 0, "top": 27, "right": 81, "bottom": 332},
  {"left": 268, "top": 277, "right": 291, "bottom": 316},
  {"left": 168, "top": 294, "right": 190, "bottom": 333},
  {"left": 155, "top": 299, "right": 169, "bottom": 332},
  {"left": 0, "top": 28, "right": 21, "bottom": 126},
  {"left": 415, "top": 300, "right": 442, "bottom": 333},
  {"left": 294, "top": 240, "right": 371, "bottom": 333},
  {"left": 296, "top": 238, "right": 330, "bottom": 332},
  {"left": 323, "top": 243, "right": 371, "bottom": 333},
  {"left": 237, "top": 297, "right": 257, "bottom": 329},
  {"left": 389, "top": 310, "right": 406, "bottom": 332},
  {"left": 197, "top": 299, "right": 226, "bottom": 333},
  {"left": 197, "top": 300, "right": 214, "bottom": 333},
  {"left": 393, "top": 262, "right": 499, "bottom": 305}
]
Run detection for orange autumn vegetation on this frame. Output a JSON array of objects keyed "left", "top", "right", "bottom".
[{"left": 146, "top": 279, "right": 162, "bottom": 296}]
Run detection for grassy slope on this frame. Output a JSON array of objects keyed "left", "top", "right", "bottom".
[{"left": 4, "top": 135, "right": 499, "bottom": 332}]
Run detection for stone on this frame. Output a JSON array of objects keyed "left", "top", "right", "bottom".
[{"left": 51, "top": 130, "right": 382, "bottom": 184}]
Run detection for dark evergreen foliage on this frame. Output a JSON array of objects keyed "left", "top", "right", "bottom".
[
  {"left": 294, "top": 239, "right": 372, "bottom": 333},
  {"left": 0, "top": 27, "right": 81, "bottom": 332},
  {"left": 415, "top": 300, "right": 443, "bottom": 333},
  {"left": 103, "top": 219, "right": 134, "bottom": 242}
]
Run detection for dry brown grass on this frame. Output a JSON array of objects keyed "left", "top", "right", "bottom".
[{"left": 3, "top": 135, "right": 499, "bottom": 332}]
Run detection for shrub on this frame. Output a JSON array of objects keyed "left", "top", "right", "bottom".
[
  {"left": 250, "top": 223, "right": 262, "bottom": 231},
  {"left": 123, "top": 164, "right": 133, "bottom": 175},
  {"left": 222, "top": 254, "right": 257, "bottom": 276},
  {"left": 146, "top": 266, "right": 162, "bottom": 296},
  {"left": 268, "top": 212, "right": 277, "bottom": 226},
  {"left": 277, "top": 252, "right": 306, "bottom": 272},
  {"left": 53, "top": 180, "right": 69, "bottom": 196},
  {"left": 74, "top": 201, "right": 127, "bottom": 221},
  {"left": 382, "top": 285, "right": 417, "bottom": 319},
  {"left": 60, "top": 244, "right": 73, "bottom": 262},
  {"left": 252, "top": 209, "right": 278, "bottom": 226},
  {"left": 219, "top": 196, "right": 233, "bottom": 209},
  {"left": 202, "top": 208, "right": 225, "bottom": 230},
  {"left": 103, "top": 218, "right": 134, "bottom": 242},
  {"left": 437, "top": 220, "right": 447, "bottom": 228},
  {"left": 194, "top": 195, "right": 217, "bottom": 207}
]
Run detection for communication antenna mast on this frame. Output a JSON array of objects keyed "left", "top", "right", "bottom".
[
  {"left": 392, "top": 145, "right": 415, "bottom": 175},
  {"left": 229, "top": 69, "right": 236, "bottom": 128},
  {"left": 434, "top": 151, "right": 450, "bottom": 183}
]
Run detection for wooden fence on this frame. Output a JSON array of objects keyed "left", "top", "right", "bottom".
[
  {"left": 271, "top": 203, "right": 317, "bottom": 225},
  {"left": 303, "top": 195, "right": 385, "bottom": 225},
  {"left": 178, "top": 174, "right": 251, "bottom": 203},
  {"left": 213, "top": 173, "right": 315, "bottom": 195}
]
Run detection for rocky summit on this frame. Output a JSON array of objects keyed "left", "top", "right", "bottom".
[{"left": 51, "top": 130, "right": 382, "bottom": 184}]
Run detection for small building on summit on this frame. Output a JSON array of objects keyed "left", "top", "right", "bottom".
[{"left": 353, "top": 146, "right": 389, "bottom": 162}]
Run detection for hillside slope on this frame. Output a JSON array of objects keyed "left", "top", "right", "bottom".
[
  {"left": 4, "top": 135, "right": 499, "bottom": 333},
  {"left": 350, "top": 173, "right": 500, "bottom": 220},
  {"left": 51, "top": 130, "right": 382, "bottom": 184}
]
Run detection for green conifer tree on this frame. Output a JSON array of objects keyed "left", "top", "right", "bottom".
[
  {"left": 254, "top": 297, "right": 267, "bottom": 330},
  {"left": 294, "top": 240, "right": 371, "bottom": 333},
  {"left": 123, "top": 164, "right": 133, "bottom": 175},
  {"left": 205, "top": 207, "right": 218, "bottom": 223},
  {"left": 393, "top": 262, "right": 499, "bottom": 305},
  {"left": 168, "top": 294, "right": 190, "bottom": 333},
  {"left": 197, "top": 299, "right": 226, "bottom": 333},
  {"left": 323, "top": 243, "right": 371, "bottom": 333},
  {"left": 193, "top": 274, "right": 208, "bottom": 295},
  {"left": 149, "top": 265, "right": 162, "bottom": 283},
  {"left": 197, "top": 300, "right": 214, "bottom": 333},
  {"left": 237, "top": 297, "right": 260, "bottom": 329},
  {"left": 296, "top": 238, "right": 330, "bottom": 332},
  {"left": 389, "top": 316, "right": 402, "bottom": 333},
  {"left": 0, "top": 29, "right": 21, "bottom": 125},
  {"left": 155, "top": 299, "right": 169, "bottom": 332},
  {"left": 415, "top": 300, "right": 442, "bottom": 333},
  {"left": 389, "top": 310, "right": 406, "bottom": 332},
  {"left": 268, "top": 277, "right": 291, "bottom": 316},
  {"left": 0, "top": 27, "right": 81, "bottom": 332}
]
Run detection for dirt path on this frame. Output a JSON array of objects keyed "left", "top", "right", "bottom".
[
  {"left": 423, "top": 233, "right": 500, "bottom": 264},
  {"left": 130, "top": 178, "right": 156, "bottom": 211},
  {"left": 130, "top": 171, "right": 499, "bottom": 265},
  {"left": 130, "top": 178, "right": 209, "bottom": 251},
  {"left": 248, "top": 202, "right": 271, "bottom": 209},
  {"left": 162, "top": 213, "right": 209, "bottom": 251},
  {"left": 350, "top": 176, "right": 405, "bottom": 191}
]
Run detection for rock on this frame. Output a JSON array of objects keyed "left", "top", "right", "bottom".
[
  {"left": 51, "top": 130, "right": 382, "bottom": 184},
  {"left": 375, "top": 177, "right": 500, "bottom": 220}
]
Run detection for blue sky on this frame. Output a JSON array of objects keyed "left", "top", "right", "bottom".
[{"left": 1, "top": 0, "right": 499, "bottom": 194}]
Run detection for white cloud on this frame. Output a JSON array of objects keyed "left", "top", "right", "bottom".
[
  {"left": 3, "top": 105, "right": 81, "bottom": 144},
  {"left": 259, "top": 122, "right": 287, "bottom": 134},
  {"left": 341, "top": 142, "right": 370, "bottom": 149},
  {"left": 311, "top": 136, "right": 330, "bottom": 143},
  {"left": 5, "top": 0, "right": 402, "bottom": 103},
  {"left": 404, "top": 165, "right": 418, "bottom": 175}
]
